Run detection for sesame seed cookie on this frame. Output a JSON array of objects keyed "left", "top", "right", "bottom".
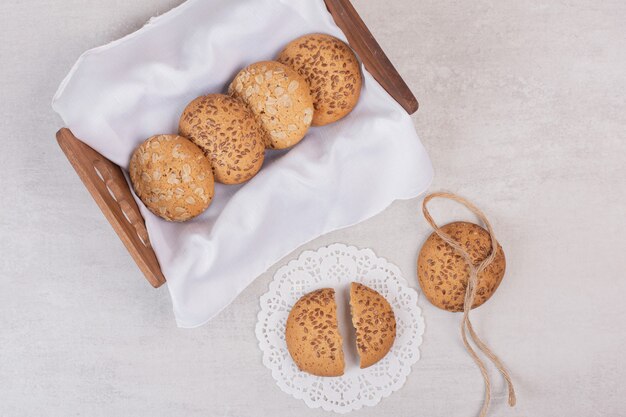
[
  {"left": 417, "top": 222, "right": 506, "bottom": 312},
  {"left": 278, "top": 33, "right": 362, "bottom": 126},
  {"left": 129, "top": 134, "right": 214, "bottom": 222},
  {"left": 228, "top": 61, "right": 314, "bottom": 150},
  {"left": 350, "top": 282, "right": 396, "bottom": 368},
  {"left": 285, "top": 288, "right": 345, "bottom": 377},
  {"left": 179, "top": 94, "right": 266, "bottom": 184}
]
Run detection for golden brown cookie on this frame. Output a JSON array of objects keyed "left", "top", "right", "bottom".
[
  {"left": 129, "top": 134, "right": 214, "bottom": 222},
  {"left": 278, "top": 33, "right": 362, "bottom": 126},
  {"left": 350, "top": 282, "right": 396, "bottom": 368},
  {"left": 285, "top": 288, "right": 345, "bottom": 377},
  {"left": 417, "top": 221, "right": 506, "bottom": 312},
  {"left": 228, "top": 61, "right": 314, "bottom": 149},
  {"left": 179, "top": 94, "right": 266, "bottom": 184}
]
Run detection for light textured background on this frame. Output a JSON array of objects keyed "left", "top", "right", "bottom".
[{"left": 1, "top": 0, "right": 625, "bottom": 416}]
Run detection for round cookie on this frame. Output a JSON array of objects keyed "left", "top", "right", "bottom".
[
  {"left": 278, "top": 33, "right": 362, "bottom": 126},
  {"left": 129, "top": 135, "right": 214, "bottom": 222},
  {"left": 179, "top": 94, "right": 266, "bottom": 184},
  {"left": 285, "top": 288, "right": 345, "bottom": 377},
  {"left": 417, "top": 222, "right": 506, "bottom": 312},
  {"left": 229, "top": 61, "right": 314, "bottom": 149},
  {"left": 350, "top": 282, "right": 396, "bottom": 368}
]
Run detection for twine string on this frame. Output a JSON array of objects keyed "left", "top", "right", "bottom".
[{"left": 422, "top": 192, "right": 516, "bottom": 417}]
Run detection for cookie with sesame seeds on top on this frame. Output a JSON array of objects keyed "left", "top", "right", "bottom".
[
  {"left": 417, "top": 221, "right": 506, "bottom": 312},
  {"left": 349, "top": 282, "right": 396, "bottom": 368},
  {"left": 278, "top": 33, "right": 362, "bottom": 126},
  {"left": 285, "top": 288, "right": 345, "bottom": 377},
  {"left": 179, "top": 94, "right": 266, "bottom": 185}
]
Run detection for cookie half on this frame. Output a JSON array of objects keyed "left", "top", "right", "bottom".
[
  {"left": 179, "top": 94, "right": 266, "bottom": 184},
  {"left": 229, "top": 61, "right": 314, "bottom": 149},
  {"left": 129, "top": 134, "right": 214, "bottom": 222},
  {"left": 350, "top": 282, "right": 396, "bottom": 368},
  {"left": 285, "top": 288, "right": 345, "bottom": 377},
  {"left": 278, "top": 33, "right": 362, "bottom": 126}
]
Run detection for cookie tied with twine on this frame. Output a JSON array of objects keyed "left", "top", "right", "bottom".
[
  {"left": 418, "top": 221, "right": 506, "bottom": 312},
  {"left": 417, "top": 192, "right": 516, "bottom": 417}
]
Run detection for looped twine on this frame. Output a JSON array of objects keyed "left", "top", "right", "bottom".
[{"left": 422, "top": 192, "right": 516, "bottom": 417}]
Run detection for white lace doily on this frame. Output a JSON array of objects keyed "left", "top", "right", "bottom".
[{"left": 256, "top": 243, "right": 425, "bottom": 413}]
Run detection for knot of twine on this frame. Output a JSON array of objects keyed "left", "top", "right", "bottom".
[{"left": 422, "top": 192, "right": 516, "bottom": 417}]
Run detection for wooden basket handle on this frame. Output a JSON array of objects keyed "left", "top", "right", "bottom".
[
  {"left": 56, "top": 128, "right": 166, "bottom": 288},
  {"left": 324, "top": 0, "right": 419, "bottom": 114}
]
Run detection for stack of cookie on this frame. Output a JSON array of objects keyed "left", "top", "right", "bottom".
[{"left": 129, "top": 34, "right": 363, "bottom": 222}]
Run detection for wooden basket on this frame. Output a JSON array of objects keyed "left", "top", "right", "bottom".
[{"left": 56, "top": 0, "right": 419, "bottom": 288}]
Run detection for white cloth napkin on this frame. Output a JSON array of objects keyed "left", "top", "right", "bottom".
[{"left": 52, "top": 0, "right": 433, "bottom": 327}]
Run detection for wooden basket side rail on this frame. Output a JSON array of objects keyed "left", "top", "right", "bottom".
[
  {"left": 55, "top": 0, "right": 417, "bottom": 287},
  {"left": 324, "top": 0, "right": 418, "bottom": 114},
  {"left": 56, "top": 128, "right": 166, "bottom": 288}
]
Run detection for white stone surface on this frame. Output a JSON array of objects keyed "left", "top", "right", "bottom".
[{"left": 0, "top": 0, "right": 624, "bottom": 416}]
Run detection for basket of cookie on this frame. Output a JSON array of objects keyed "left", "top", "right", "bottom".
[
  {"left": 53, "top": 0, "right": 433, "bottom": 327},
  {"left": 131, "top": 35, "right": 362, "bottom": 222}
]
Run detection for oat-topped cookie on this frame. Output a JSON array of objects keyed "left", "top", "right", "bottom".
[
  {"left": 179, "top": 94, "right": 266, "bottom": 184},
  {"left": 350, "top": 282, "right": 396, "bottom": 368},
  {"left": 285, "top": 288, "right": 345, "bottom": 377},
  {"left": 129, "top": 135, "right": 214, "bottom": 222},
  {"left": 278, "top": 33, "right": 362, "bottom": 126},
  {"left": 229, "top": 61, "right": 313, "bottom": 150}
]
